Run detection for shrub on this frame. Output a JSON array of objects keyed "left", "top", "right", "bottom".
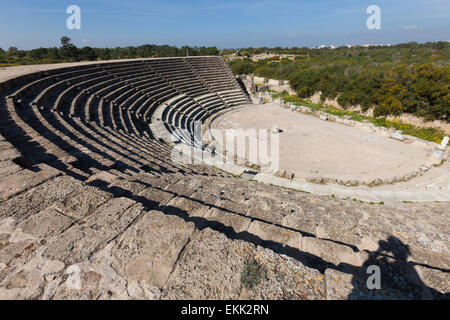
[{"left": 241, "top": 257, "right": 266, "bottom": 289}]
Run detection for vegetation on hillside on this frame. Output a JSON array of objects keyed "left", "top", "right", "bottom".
[
  {"left": 228, "top": 42, "right": 450, "bottom": 122},
  {"left": 273, "top": 92, "right": 448, "bottom": 144},
  {"left": 0, "top": 37, "right": 220, "bottom": 67}
]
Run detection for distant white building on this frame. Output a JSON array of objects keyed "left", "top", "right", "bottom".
[{"left": 361, "top": 43, "right": 391, "bottom": 48}]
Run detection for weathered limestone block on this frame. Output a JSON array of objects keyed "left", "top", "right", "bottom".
[
  {"left": 430, "top": 148, "right": 445, "bottom": 160},
  {"left": 130, "top": 173, "right": 177, "bottom": 189},
  {"left": 390, "top": 131, "right": 405, "bottom": 141},
  {"left": 247, "top": 221, "right": 302, "bottom": 254},
  {"left": 253, "top": 76, "right": 266, "bottom": 84},
  {"left": 302, "top": 237, "right": 357, "bottom": 267},
  {"left": 202, "top": 205, "right": 252, "bottom": 234},
  {"left": 137, "top": 187, "right": 175, "bottom": 210},
  {"left": 108, "top": 178, "right": 148, "bottom": 197},
  {"left": 50, "top": 242, "right": 129, "bottom": 300},
  {"left": 86, "top": 171, "right": 119, "bottom": 185},
  {"left": 125, "top": 280, "right": 161, "bottom": 300},
  {"left": 414, "top": 265, "right": 450, "bottom": 298},
  {"left": 164, "top": 178, "right": 206, "bottom": 197},
  {"left": 111, "top": 210, "right": 195, "bottom": 289},
  {"left": 0, "top": 238, "right": 36, "bottom": 272},
  {"left": 0, "top": 217, "right": 65, "bottom": 300},
  {"left": 189, "top": 189, "right": 221, "bottom": 207},
  {"left": 18, "top": 207, "right": 74, "bottom": 239},
  {"left": 324, "top": 268, "right": 354, "bottom": 300},
  {"left": 53, "top": 186, "right": 114, "bottom": 220},
  {"left": 163, "top": 228, "right": 325, "bottom": 300},
  {"left": 0, "top": 142, "right": 21, "bottom": 161},
  {"left": 54, "top": 267, "right": 104, "bottom": 300},
  {"left": 214, "top": 198, "right": 248, "bottom": 216},
  {"left": 1, "top": 250, "right": 65, "bottom": 300},
  {"left": 0, "top": 160, "right": 22, "bottom": 179},
  {"left": 308, "top": 206, "right": 364, "bottom": 244},
  {"left": 44, "top": 198, "right": 143, "bottom": 264},
  {"left": 242, "top": 247, "right": 326, "bottom": 300},
  {"left": 268, "top": 79, "right": 282, "bottom": 86},
  {"left": 407, "top": 245, "right": 450, "bottom": 274},
  {"left": 0, "top": 175, "right": 84, "bottom": 220},
  {"left": 0, "top": 164, "right": 61, "bottom": 202},
  {"left": 163, "top": 228, "right": 249, "bottom": 299},
  {"left": 163, "top": 196, "right": 208, "bottom": 219},
  {"left": 0, "top": 268, "right": 44, "bottom": 300},
  {"left": 281, "top": 214, "right": 319, "bottom": 236}
]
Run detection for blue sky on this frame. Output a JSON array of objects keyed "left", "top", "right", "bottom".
[{"left": 0, "top": 0, "right": 449, "bottom": 49}]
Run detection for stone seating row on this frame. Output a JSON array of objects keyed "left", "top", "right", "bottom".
[{"left": 0, "top": 57, "right": 250, "bottom": 184}]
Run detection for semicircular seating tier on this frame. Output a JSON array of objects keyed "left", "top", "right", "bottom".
[{"left": 0, "top": 57, "right": 251, "bottom": 181}]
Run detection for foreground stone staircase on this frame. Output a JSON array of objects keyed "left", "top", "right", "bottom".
[
  {"left": 0, "top": 148, "right": 448, "bottom": 299},
  {"left": 0, "top": 58, "right": 448, "bottom": 300}
]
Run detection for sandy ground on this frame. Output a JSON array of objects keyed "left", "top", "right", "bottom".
[{"left": 211, "top": 103, "right": 430, "bottom": 182}]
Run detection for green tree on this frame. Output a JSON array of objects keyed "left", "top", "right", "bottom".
[
  {"left": 60, "top": 36, "right": 78, "bottom": 60},
  {"left": 79, "top": 46, "right": 97, "bottom": 61}
]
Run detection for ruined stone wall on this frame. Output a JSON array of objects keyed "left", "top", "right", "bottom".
[{"left": 309, "top": 93, "right": 450, "bottom": 135}]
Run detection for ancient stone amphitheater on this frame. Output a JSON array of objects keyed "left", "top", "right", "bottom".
[{"left": 0, "top": 57, "right": 448, "bottom": 300}]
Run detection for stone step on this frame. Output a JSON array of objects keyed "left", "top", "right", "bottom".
[{"left": 0, "top": 163, "right": 61, "bottom": 202}]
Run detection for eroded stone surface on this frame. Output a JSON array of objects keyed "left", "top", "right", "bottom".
[
  {"left": 163, "top": 228, "right": 326, "bottom": 300},
  {"left": 325, "top": 269, "right": 354, "bottom": 300},
  {"left": 43, "top": 198, "right": 143, "bottom": 264},
  {"left": 163, "top": 228, "right": 250, "bottom": 299},
  {"left": 53, "top": 186, "right": 113, "bottom": 220},
  {"left": 0, "top": 175, "right": 84, "bottom": 220},
  {"left": 0, "top": 164, "right": 61, "bottom": 201},
  {"left": 247, "top": 220, "right": 302, "bottom": 254},
  {"left": 18, "top": 207, "right": 74, "bottom": 239},
  {"left": 202, "top": 205, "right": 252, "bottom": 234},
  {"left": 241, "top": 247, "right": 326, "bottom": 300},
  {"left": 0, "top": 160, "right": 22, "bottom": 179},
  {"left": 302, "top": 237, "right": 356, "bottom": 268},
  {"left": 111, "top": 210, "right": 195, "bottom": 289}
]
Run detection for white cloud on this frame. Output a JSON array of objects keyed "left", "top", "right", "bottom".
[{"left": 402, "top": 25, "right": 422, "bottom": 30}]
